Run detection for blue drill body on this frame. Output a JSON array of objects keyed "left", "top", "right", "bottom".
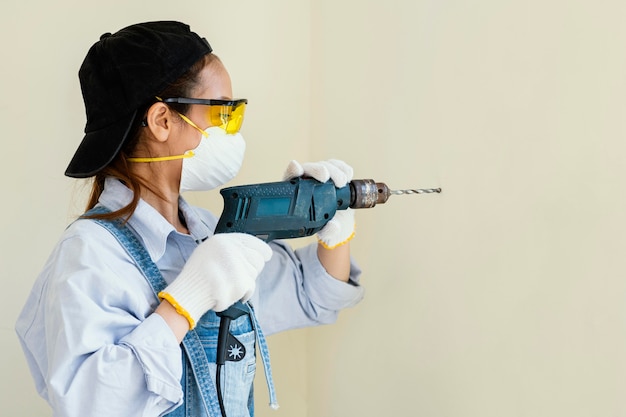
[{"left": 215, "top": 177, "right": 354, "bottom": 242}]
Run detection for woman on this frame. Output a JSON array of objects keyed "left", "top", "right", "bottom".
[{"left": 15, "top": 21, "right": 364, "bottom": 417}]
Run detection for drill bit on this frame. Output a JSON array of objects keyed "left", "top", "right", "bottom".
[{"left": 390, "top": 187, "right": 442, "bottom": 195}]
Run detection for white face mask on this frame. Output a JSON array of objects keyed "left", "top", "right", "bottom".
[{"left": 180, "top": 126, "right": 246, "bottom": 193}]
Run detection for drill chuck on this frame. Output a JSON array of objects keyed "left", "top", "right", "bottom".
[{"left": 349, "top": 179, "right": 392, "bottom": 208}]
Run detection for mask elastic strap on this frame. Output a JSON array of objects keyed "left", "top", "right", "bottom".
[
  {"left": 176, "top": 112, "right": 210, "bottom": 138},
  {"left": 127, "top": 150, "right": 195, "bottom": 163}
]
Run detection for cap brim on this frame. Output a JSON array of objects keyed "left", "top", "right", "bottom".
[{"left": 65, "top": 110, "right": 137, "bottom": 178}]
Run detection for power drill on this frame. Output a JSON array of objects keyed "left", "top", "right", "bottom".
[
  {"left": 215, "top": 177, "right": 441, "bottom": 241},
  {"left": 212, "top": 177, "right": 440, "bottom": 417}
]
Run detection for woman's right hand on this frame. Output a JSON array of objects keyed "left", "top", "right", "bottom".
[{"left": 158, "top": 233, "right": 273, "bottom": 329}]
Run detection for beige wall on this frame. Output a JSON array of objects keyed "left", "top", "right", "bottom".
[
  {"left": 308, "top": 1, "right": 626, "bottom": 416},
  {"left": 2, "top": 1, "right": 626, "bottom": 416}
]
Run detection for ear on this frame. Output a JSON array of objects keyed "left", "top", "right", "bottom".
[{"left": 144, "top": 102, "right": 174, "bottom": 143}]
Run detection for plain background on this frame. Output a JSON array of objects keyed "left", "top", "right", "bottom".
[{"left": 2, "top": 0, "right": 626, "bottom": 416}]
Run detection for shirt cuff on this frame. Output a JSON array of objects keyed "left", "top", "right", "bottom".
[
  {"left": 296, "top": 243, "right": 365, "bottom": 310},
  {"left": 119, "top": 313, "right": 184, "bottom": 405}
]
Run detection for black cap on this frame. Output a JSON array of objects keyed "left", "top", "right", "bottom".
[{"left": 65, "top": 21, "right": 212, "bottom": 178}]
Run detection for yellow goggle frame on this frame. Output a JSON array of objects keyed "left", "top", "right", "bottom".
[{"left": 160, "top": 97, "right": 247, "bottom": 134}]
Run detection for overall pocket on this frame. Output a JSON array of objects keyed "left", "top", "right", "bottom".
[{"left": 195, "top": 311, "right": 257, "bottom": 416}]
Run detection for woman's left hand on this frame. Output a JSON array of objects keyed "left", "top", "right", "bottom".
[{"left": 283, "top": 159, "right": 356, "bottom": 249}]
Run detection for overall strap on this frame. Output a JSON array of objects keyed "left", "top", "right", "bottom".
[
  {"left": 85, "top": 206, "right": 223, "bottom": 417},
  {"left": 248, "top": 305, "right": 279, "bottom": 409}
]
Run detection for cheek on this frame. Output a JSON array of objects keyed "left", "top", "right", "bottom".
[
  {"left": 187, "top": 134, "right": 202, "bottom": 151},
  {"left": 175, "top": 124, "right": 202, "bottom": 152}
]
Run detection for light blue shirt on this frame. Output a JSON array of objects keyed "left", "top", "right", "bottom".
[{"left": 15, "top": 177, "right": 364, "bottom": 417}]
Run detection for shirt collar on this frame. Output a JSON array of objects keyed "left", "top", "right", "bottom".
[{"left": 98, "top": 177, "right": 211, "bottom": 262}]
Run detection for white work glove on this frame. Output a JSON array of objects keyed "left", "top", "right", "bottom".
[
  {"left": 158, "top": 233, "right": 272, "bottom": 329},
  {"left": 283, "top": 159, "right": 356, "bottom": 249}
]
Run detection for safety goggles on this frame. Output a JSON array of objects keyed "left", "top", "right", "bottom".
[{"left": 160, "top": 97, "right": 247, "bottom": 134}]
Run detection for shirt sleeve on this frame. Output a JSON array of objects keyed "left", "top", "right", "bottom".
[
  {"left": 251, "top": 240, "right": 365, "bottom": 336},
  {"left": 16, "top": 224, "right": 183, "bottom": 417}
]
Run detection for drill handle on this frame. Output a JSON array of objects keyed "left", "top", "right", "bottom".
[{"left": 216, "top": 301, "right": 249, "bottom": 366}]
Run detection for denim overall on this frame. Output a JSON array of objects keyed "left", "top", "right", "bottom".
[{"left": 87, "top": 207, "right": 278, "bottom": 417}]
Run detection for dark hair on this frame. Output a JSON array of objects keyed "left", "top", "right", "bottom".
[{"left": 83, "top": 53, "right": 217, "bottom": 222}]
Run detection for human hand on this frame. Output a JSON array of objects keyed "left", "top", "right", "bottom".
[
  {"left": 159, "top": 233, "right": 272, "bottom": 328},
  {"left": 283, "top": 159, "right": 356, "bottom": 249}
]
